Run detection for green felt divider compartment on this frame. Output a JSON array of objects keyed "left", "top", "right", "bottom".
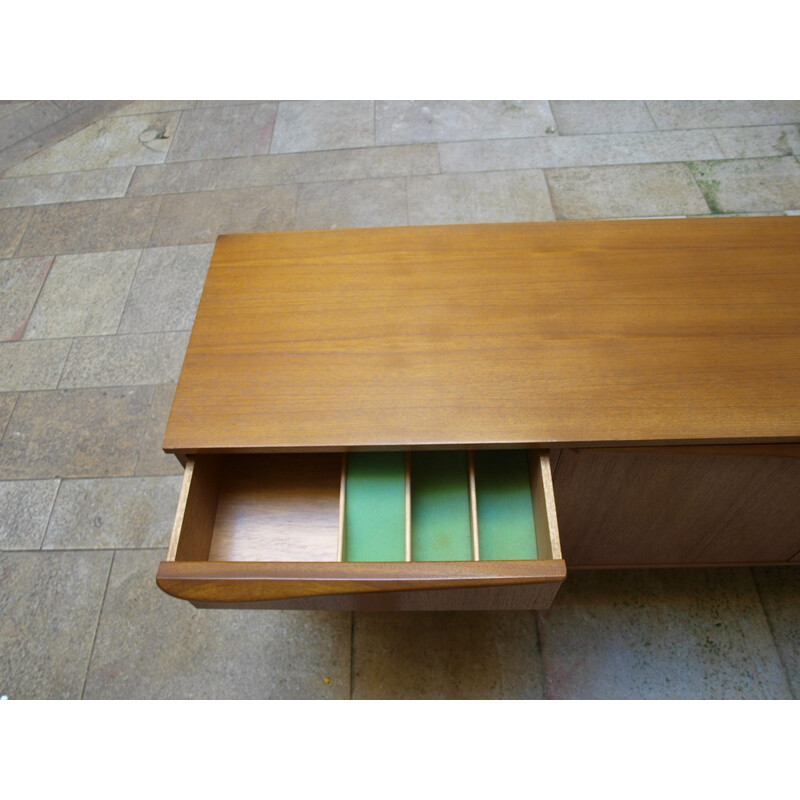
[
  {"left": 343, "top": 449, "right": 541, "bottom": 564},
  {"left": 410, "top": 451, "right": 473, "bottom": 561},
  {"left": 473, "top": 450, "right": 538, "bottom": 560},
  {"left": 344, "top": 451, "right": 406, "bottom": 562}
]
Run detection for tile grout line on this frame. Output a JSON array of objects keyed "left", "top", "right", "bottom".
[
  {"left": 0, "top": 127, "right": 798, "bottom": 196},
  {"left": 131, "top": 384, "right": 158, "bottom": 477},
  {"left": 37, "top": 478, "right": 62, "bottom": 550},
  {"left": 643, "top": 101, "right": 658, "bottom": 130},
  {"left": 122, "top": 165, "right": 136, "bottom": 197},
  {"left": 115, "top": 248, "right": 146, "bottom": 336},
  {"left": 749, "top": 567, "right": 796, "bottom": 699},
  {"left": 10, "top": 206, "right": 35, "bottom": 259},
  {"left": 11, "top": 254, "right": 56, "bottom": 340},
  {"left": 0, "top": 392, "right": 21, "bottom": 448},
  {"left": 0, "top": 377, "right": 181, "bottom": 398},
  {"left": 114, "top": 152, "right": 800, "bottom": 200},
  {"left": 145, "top": 193, "right": 166, "bottom": 250},
  {"left": 54, "top": 338, "right": 74, "bottom": 389},
  {"left": 269, "top": 102, "right": 280, "bottom": 156},
  {"left": 5, "top": 545, "right": 176, "bottom": 554},
  {"left": 684, "top": 160, "right": 716, "bottom": 216},
  {"left": 80, "top": 549, "right": 115, "bottom": 700},
  {"left": 710, "top": 130, "right": 727, "bottom": 159},
  {"left": 349, "top": 612, "right": 355, "bottom": 700},
  {"left": 546, "top": 100, "right": 560, "bottom": 135},
  {"left": 163, "top": 109, "right": 184, "bottom": 164},
  {"left": 533, "top": 611, "right": 551, "bottom": 699},
  {"left": 541, "top": 169, "right": 559, "bottom": 220}
]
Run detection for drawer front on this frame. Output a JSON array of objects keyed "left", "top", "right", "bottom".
[{"left": 157, "top": 450, "right": 565, "bottom": 610}]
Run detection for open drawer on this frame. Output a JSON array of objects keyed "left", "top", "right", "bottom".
[{"left": 156, "top": 449, "right": 565, "bottom": 610}]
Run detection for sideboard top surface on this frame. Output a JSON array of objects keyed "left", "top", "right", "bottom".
[{"left": 163, "top": 216, "right": 800, "bottom": 454}]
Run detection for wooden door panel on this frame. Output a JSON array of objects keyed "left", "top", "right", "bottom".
[{"left": 554, "top": 449, "right": 800, "bottom": 566}]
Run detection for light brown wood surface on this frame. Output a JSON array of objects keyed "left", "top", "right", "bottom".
[
  {"left": 163, "top": 217, "right": 800, "bottom": 455},
  {"left": 156, "top": 559, "right": 567, "bottom": 606},
  {"left": 554, "top": 448, "right": 800, "bottom": 566},
  {"left": 207, "top": 453, "right": 342, "bottom": 562},
  {"left": 187, "top": 583, "right": 563, "bottom": 611}
]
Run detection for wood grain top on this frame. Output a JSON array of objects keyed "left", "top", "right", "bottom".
[{"left": 163, "top": 216, "right": 800, "bottom": 454}]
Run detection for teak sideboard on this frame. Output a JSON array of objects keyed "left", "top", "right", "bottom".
[{"left": 156, "top": 216, "right": 800, "bottom": 610}]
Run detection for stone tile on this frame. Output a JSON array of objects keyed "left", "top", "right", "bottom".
[
  {"left": 0, "top": 386, "right": 153, "bottom": 479},
  {"left": 135, "top": 384, "right": 183, "bottom": 477},
  {"left": 0, "top": 167, "right": 133, "bottom": 208},
  {"left": 408, "top": 170, "right": 554, "bottom": 225},
  {"left": 271, "top": 101, "right": 374, "bottom": 153},
  {"left": 537, "top": 569, "right": 792, "bottom": 699},
  {"left": 42, "top": 475, "right": 182, "bottom": 549},
  {"left": 0, "top": 339, "right": 71, "bottom": 391},
  {"left": 166, "top": 103, "right": 278, "bottom": 162},
  {"left": 295, "top": 178, "right": 407, "bottom": 229},
  {"left": 215, "top": 144, "right": 439, "bottom": 190},
  {"left": 128, "top": 160, "right": 215, "bottom": 196},
  {"left": 376, "top": 100, "right": 556, "bottom": 145},
  {"left": 150, "top": 185, "right": 295, "bottom": 246},
  {"left": 0, "top": 256, "right": 52, "bottom": 340},
  {"left": 0, "top": 102, "right": 129, "bottom": 176},
  {"left": 687, "top": 157, "right": 800, "bottom": 214},
  {"left": 546, "top": 163, "right": 710, "bottom": 219},
  {"left": 15, "top": 196, "right": 160, "bottom": 257},
  {"left": 195, "top": 101, "right": 267, "bottom": 108},
  {"left": 0, "top": 101, "right": 64, "bottom": 151},
  {"left": 130, "top": 145, "right": 439, "bottom": 196},
  {"left": 0, "top": 550, "right": 112, "bottom": 699},
  {"left": 550, "top": 101, "right": 656, "bottom": 134},
  {"left": 0, "top": 139, "right": 42, "bottom": 175},
  {"left": 23, "top": 250, "right": 140, "bottom": 339},
  {"left": 0, "top": 206, "right": 33, "bottom": 258},
  {"left": 4, "top": 113, "right": 181, "bottom": 177},
  {"left": 0, "top": 393, "right": 16, "bottom": 440},
  {"left": 59, "top": 331, "right": 189, "bottom": 388},
  {"left": 752, "top": 568, "right": 800, "bottom": 698},
  {"left": 84, "top": 549, "right": 351, "bottom": 699},
  {"left": 713, "top": 125, "right": 800, "bottom": 158},
  {"left": 439, "top": 129, "right": 724, "bottom": 173},
  {"left": 352, "top": 611, "right": 544, "bottom": 699},
  {"left": 109, "top": 101, "right": 197, "bottom": 117},
  {"left": 647, "top": 101, "right": 800, "bottom": 130},
  {"left": 0, "top": 479, "right": 59, "bottom": 549},
  {"left": 0, "top": 102, "right": 33, "bottom": 122},
  {"left": 118, "top": 244, "right": 213, "bottom": 333},
  {"left": 52, "top": 100, "right": 105, "bottom": 115}
]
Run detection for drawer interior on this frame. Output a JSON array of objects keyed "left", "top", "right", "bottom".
[{"left": 169, "top": 449, "right": 560, "bottom": 565}]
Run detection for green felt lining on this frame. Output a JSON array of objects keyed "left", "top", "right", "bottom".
[
  {"left": 344, "top": 451, "right": 406, "bottom": 562},
  {"left": 344, "top": 449, "right": 538, "bottom": 564},
  {"left": 474, "top": 450, "right": 537, "bottom": 560},
  {"left": 410, "top": 451, "right": 473, "bottom": 561}
]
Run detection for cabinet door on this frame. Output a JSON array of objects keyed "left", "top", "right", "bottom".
[{"left": 553, "top": 448, "right": 800, "bottom": 567}]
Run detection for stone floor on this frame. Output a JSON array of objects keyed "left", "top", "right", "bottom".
[{"left": 1, "top": 100, "right": 799, "bottom": 699}]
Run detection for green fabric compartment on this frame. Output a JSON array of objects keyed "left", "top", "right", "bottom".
[
  {"left": 411, "top": 451, "right": 473, "bottom": 561},
  {"left": 344, "top": 451, "right": 407, "bottom": 562},
  {"left": 474, "top": 450, "right": 537, "bottom": 560}
]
